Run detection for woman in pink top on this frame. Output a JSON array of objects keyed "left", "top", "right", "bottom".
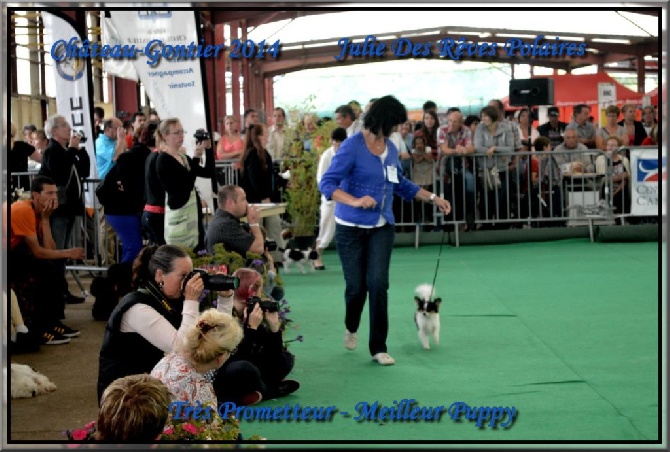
[{"left": 216, "top": 115, "right": 244, "bottom": 161}]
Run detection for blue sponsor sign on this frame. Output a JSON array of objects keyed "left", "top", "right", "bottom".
[{"left": 637, "top": 156, "right": 666, "bottom": 182}]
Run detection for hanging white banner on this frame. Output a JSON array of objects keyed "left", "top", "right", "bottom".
[
  {"left": 630, "top": 148, "right": 665, "bottom": 216},
  {"left": 101, "top": 15, "right": 138, "bottom": 81},
  {"left": 108, "top": 10, "right": 214, "bottom": 212},
  {"left": 42, "top": 12, "right": 98, "bottom": 211}
]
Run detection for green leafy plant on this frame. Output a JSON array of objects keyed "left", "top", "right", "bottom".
[{"left": 284, "top": 118, "right": 337, "bottom": 237}]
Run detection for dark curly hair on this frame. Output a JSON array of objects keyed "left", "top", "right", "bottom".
[{"left": 363, "top": 95, "right": 408, "bottom": 138}]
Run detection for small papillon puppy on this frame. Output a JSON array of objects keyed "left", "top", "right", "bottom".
[
  {"left": 414, "top": 284, "right": 442, "bottom": 350},
  {"left": 282, "top": 248, "right": 319, "bottom": 274}
]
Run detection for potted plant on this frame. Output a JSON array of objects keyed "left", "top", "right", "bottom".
[{"left": 283, "top": 118, "right": 336, "bottom": 247}]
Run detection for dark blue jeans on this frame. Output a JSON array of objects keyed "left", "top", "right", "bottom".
[
  {"left": 335, "top": 222, "right": 395, "bottom": 356},
  {"left": 106, "top": 214, "right": 144, "bottom": 264}
]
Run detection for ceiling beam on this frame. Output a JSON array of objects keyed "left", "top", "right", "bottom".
[
  {"left": 209, "top": 8, "right": 341, "bottom": 29},
  {"left": 257, "top": 28, "right": 656, "bottom": 77}
]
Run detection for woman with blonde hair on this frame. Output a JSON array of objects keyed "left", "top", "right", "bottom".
[
  {"left": 618, "top": 103, "right": 647, "bottom": 147},
  {"left": 596, "top": 105, "right": 628, "bottom": 150},
  {"left": 155, "top": 118, "right": 209, "bottom": 250},
  {"left": 151, "top": 309, "right": 243, "bottom": 406}
]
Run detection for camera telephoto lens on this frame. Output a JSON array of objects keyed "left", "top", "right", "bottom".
[
  {"left": 206, "top": 274, "right": 240, "bottom": 291},
  {"left": 183, "top": 269, "right": 240, "bottom": 292}
]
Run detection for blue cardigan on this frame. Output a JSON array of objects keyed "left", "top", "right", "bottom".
[{"left": 319, "top": 132, "right": 420, "bottom": 226}]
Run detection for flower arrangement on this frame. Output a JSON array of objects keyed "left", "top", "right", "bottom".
[
  {"left": 64, "top": 421, "right": 96, "bottom": 441},
  {"left": 64, "top": 411, "right": 264, "bottom": 444},
  {"left": 160, "top": 408, "right": 244, "bottom": 442}
]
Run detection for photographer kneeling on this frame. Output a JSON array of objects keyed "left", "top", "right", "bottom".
[
  {"left": 97, "top": 244, "right": 205, "bottom": 404},
  {"left": 213, "top": 268, "right": 299, "bottom": 406}
]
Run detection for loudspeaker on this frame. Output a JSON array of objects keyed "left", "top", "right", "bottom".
[{"left": 509, "top": 78, "right": 554, "bottom": 106}]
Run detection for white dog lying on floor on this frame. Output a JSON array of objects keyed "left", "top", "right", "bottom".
[{"left": 5, "top": 363, "right": 57, "bottom": 399}]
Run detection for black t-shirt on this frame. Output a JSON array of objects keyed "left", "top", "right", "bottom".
[
  {"left": 537, "top": 121, "right": 568, "bottom": 149},
  {"left": 9, "top": 141, "right": 36, "bottom": 191},
  {"left": 9, "top": 141, "right": 35, "bottom": 173},
  {"left": 205, "top": 209, "right": 254, "bottom": 257}
]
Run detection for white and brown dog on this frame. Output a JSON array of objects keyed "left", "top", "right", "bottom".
[
  {"left": 414, "top": 284, "right": 442, "bottom": 350},
  {"left": 4, "top": 363, "right": 57, "bottom": 400}
]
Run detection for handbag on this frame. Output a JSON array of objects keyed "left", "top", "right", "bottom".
[
  {"left": 163, "top": 155, "right": 199, "bottom": 249},
  {"left": 164, "top": 188, "right": 199, "bottom": 249}
]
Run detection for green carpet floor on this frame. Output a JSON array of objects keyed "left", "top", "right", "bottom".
[{"left": 236, "top": 239, "right": 661, "bottom": 445}]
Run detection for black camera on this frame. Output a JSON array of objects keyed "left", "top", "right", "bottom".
[
  {"left": 265, "top": 240, "right": 277, "bottom": 252},
  {"left": 194, "top": 129, "right": 211, "bottom": 144},
  {"left": 184, "top": 268, "right": 239, "bottom": 291},
  {"left": 245, "top": 296, "right": 279, "bottom": 316},
  {"left": 74, "top": 130, "right": 87, "bottom": 143}
]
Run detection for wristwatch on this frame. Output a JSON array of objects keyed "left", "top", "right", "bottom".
[{"left": 429, "top": 193, "right": 436, "bottom": 203}]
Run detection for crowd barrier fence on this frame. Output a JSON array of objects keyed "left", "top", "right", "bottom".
[{"left": 6, "top": 145, "right": 659, "bottom": 293}]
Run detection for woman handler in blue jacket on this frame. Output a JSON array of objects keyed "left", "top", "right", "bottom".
[{"left": 319, "top": 95, "right": 451, "bottom": 366}]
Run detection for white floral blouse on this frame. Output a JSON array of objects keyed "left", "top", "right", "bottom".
[{"left": 151, "top": 353, "right": 217, "bottom": 407}]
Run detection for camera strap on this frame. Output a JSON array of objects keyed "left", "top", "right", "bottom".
[{"left": 138, "top": 282, "right": 174, "bottom": 314}]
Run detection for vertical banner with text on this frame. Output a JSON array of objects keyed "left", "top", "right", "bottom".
[
  {"left": 630, "top": 148, "right": 665, "bottom": 217},
  {"left": 108, "top": 10, "right": 214, "bottom": 211},
  {"left": 42, "top": 12, "right": 98, "bottom": 209}
]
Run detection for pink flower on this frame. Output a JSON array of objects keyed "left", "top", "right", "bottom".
[
  {"left": 182, "top": 423, "right": 198, "bottom": 435},
  {"left": 84, "top": 421, "right": 96, "bottom": 430},
  {"left": 71, "top": 429, "right": 88, "bottom": 441},
  {"left": 163, "top": 427, "right": 174, "bottom": 435}
]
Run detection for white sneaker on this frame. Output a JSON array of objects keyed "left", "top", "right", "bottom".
[
  {"left": 344, "top": 330, "right": 358, "bottom": 350},
  {"left": 372, "top": 353, "right": 395, "bottom": 366}
]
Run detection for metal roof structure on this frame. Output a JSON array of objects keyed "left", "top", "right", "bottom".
[
  {"left": 202, "top": 6, "right": 660, "bottom": 77},
  {"left": 198, "top": 5, "right": 661, "bottom": 117}
]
